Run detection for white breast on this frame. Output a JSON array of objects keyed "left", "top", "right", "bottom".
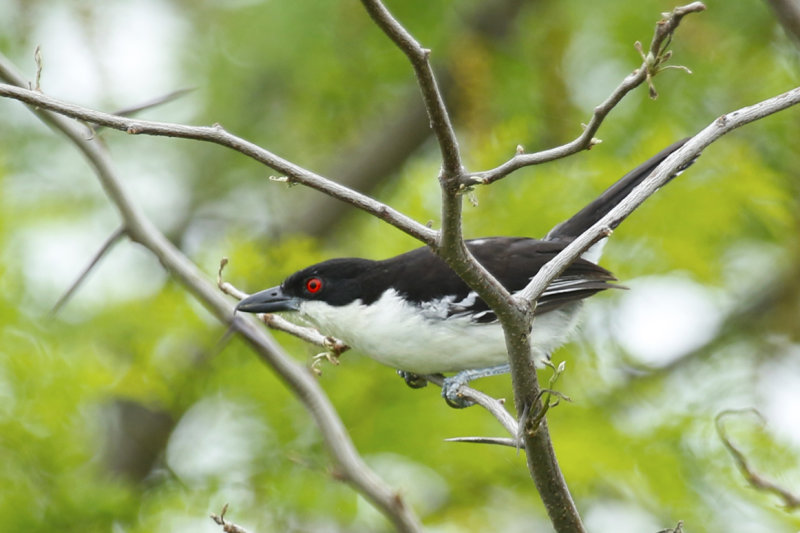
[{"left": 296, "top": 289, "right": 583, "bottom": 374}]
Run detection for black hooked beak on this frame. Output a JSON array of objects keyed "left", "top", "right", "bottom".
[{"left": 235, "top": 286, "right": 301, "bottom": 313}]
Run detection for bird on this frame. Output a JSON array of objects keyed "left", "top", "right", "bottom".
[{"left": 236, "top": 139, "right": 694, "bottom": 407}]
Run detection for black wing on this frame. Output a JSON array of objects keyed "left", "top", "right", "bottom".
[{"left": 378, "top": 237, "right": 618, "bottom": 323}]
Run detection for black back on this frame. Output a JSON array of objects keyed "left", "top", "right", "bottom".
[{"left": 281, "top": 238, "right": 616, "bottom": 323}]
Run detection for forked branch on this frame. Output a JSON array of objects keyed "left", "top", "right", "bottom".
[{"left": 463, "top": 2, "right": 707, "bottom": 187}]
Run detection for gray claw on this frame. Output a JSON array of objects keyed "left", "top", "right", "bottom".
[{"left": 442, "top": 376, "right": 475, "bottom": 409}]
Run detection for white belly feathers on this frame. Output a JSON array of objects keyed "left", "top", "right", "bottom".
[{"left": 297, "top": 289, "right": 582, "bottom": 374}]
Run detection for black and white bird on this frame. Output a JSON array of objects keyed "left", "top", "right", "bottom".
[{"left": 237, "top": 139, "right": 693, "bottom": 407}]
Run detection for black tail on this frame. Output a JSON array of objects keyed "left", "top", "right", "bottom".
[{"left": 545, "top": 138, "right": 693, "bottom": 241}]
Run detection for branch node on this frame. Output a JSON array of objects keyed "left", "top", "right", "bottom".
[{"left": 269, "top": 175, "right": 296, "bottom": 187}]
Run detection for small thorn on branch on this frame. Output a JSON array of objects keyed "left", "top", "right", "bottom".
[{"left": 444, "top": 436, "right": 519, "bottom": 447}]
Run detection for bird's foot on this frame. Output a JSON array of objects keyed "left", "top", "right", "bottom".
[
  {"left": 441, "top": 364, "right": 511, "bottom": 409},
  {"left": 442, "top": 374, "right": 475, "bottom": 409},
  {"left": 397, "top": 370, "right": 428, "bottom": 389}
]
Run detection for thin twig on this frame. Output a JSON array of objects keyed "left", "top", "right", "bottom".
[
  {"left": 463, "top": 2, "right": 707, "bottom": 187},
  {"left": 210, "top": 504, "right": 251, "bottom": 533},
  {"left": 92, "top": 87, "right": 195, "bottom": 133},
  {"left": 715, "top": 409, "right": 800, "bottom": 510},
  {"left": 516, "top": 85, "right": 800, "bottom": 309},
  {"left": 0, "top": 82, "right": 437, "bottom": 247},
  {"left": 112, "top": 87, "right": 195, "bottom": 118},
  {"left": 50, "top": 225, "right": 126, "bottom": 315}
]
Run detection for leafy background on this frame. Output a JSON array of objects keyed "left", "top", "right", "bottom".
[{"left": 1, "top": 0, "right": 799, "bottom": 531}]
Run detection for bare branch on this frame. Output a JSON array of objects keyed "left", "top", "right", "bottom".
[
  {"left": 463, "top": 2, "right": 707, "bottom": 187},
  {"left": 50, "top": 225, "right": 126, "bottom": 315},
  {"left": 0, "top": 82, "right": 437, "bottom": 247},
  {"left": 716, "top": 409, "right": 800, "bottom": 510},
  {"left": 517, "top": 85, "right": 800, "bottom": 309},
  {"left": 112, "top": 87, "right": 195, "bottom": 118},
  {"left": 0, "top": 54, "right": 423, "bottom": 533}
]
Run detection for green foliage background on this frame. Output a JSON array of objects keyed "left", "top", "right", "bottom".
[{"left": 1, "top": 0, "right": 799, "bottom": 531}]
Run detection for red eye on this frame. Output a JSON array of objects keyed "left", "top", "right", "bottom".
[{"left": 305, "top": 277, "right": 323, "bottom": 294}]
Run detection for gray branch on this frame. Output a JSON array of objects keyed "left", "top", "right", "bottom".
[
  {"left": 0, "top": 81, "right": 436, "bottom": 247},
  {"left": 516, "top": 85, "right": 800, "bottom": 308},
  {"left": 463, "top": 2, "right": 707, "bottom": 187}
]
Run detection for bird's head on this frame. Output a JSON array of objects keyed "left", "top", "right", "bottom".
[{"left": 235, "top": 257, "right": 380, "bottom": 314}]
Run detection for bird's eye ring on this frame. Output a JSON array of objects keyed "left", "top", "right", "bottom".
[{"left": 305, "top": 277, "right": 323, "bottom": 294}]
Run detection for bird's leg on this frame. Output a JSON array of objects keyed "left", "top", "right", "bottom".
[
  {"left": 442, "top": 364, "right": 510, "bottom": 408},
  {"left": 397, "top": 370, "right": 430, "bottom": 389}
]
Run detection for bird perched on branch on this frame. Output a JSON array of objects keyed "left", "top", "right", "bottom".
[{"left": 236, "top": 139, "right": 693, "bottom": 407}]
